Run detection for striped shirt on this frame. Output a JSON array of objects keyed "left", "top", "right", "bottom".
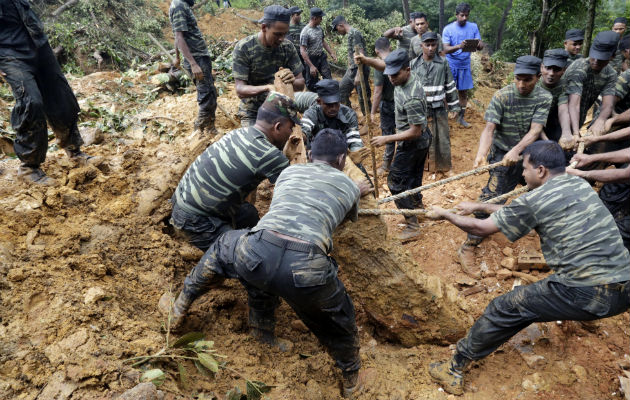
[
  {"left": 301, "top": 104, "right": 364, "bottom": 151},
  {"left": 410, "top": 54, "right": 460, "bottom": 112},
  {"left": 174, "top": 126, "right": 289, "bottom": 218},
  {"left": 614, "top": 69, "right": 630, "bottom": 114},
  {"left": 408, "top": 33, "right": 443, "bottom": 60},
  {"left": 394, "top": 73, "right": 428, "bottom": 132}
]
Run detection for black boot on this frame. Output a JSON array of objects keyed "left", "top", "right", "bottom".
[{"left": 457, "top": 108, "right": 471, "bottom": 129}]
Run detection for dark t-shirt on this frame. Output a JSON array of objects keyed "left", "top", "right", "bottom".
[
  {"left": 374, "top": 69, "right": 395, "bottom": 103},
  {"left": 0, "top": 0, "right": 47, "bottom": 57}
]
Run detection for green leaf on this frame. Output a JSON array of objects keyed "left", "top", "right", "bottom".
[
  {"left": 225, "top": 386, "right": 245, "bottom": 400},
  {"left": 139, "top": 369, "right": 165, "bottom": 386},
  {"left": 198, "top": 353, "right": 219, "bottom": 373},
  {"left": 177, "top": 363, "right": 189, "bottom": 390},
  {"left": 194, "top": 340, "right": 215, "bottom": 350},
  {"left": 246, "top": 381, "right": 272, "bottom": 400},
  {"left": 193, "top": 360, "right": 212, "bottom": 377},
  {"left": 171, "top": 331, "right": 205, "bottom": 348}
]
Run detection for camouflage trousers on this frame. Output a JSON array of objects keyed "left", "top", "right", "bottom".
[
  {"left": 380, "top": 100, "right": 396, "bottom": 162},
  {"left": 599, "top": 180, "right": 630, "bottom": 252},
  {"left": 456, "top": 277, "right": 630, "bottom": 361},
  {"left": 183, "top": 56, "right": 217, "bottom": 131},
  {"left": 304, "top": 53, "right": 332, "bottom": 92},
  {"left": 388, "top": 128, "right": 432, "bottom": 210},
  {"left": 181, "top": 229, "right": 362, "bottom": 373},
  {"left": 339, "top": 65, "right": 371, "bottom": 116},
  {"left": 427, "top": 107, "right": 452, "bottom": 172},
  {"left": 0, "top": 43, "right": 82, "bottom": 167},
  {"left": 467, "top": 146, "right": 525, "bottom": 245},
  {"left": 170, "top": 198, "right": 259, "bottom": 251}
]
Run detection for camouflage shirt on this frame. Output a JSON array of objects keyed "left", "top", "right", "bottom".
[
  {"left": 174, "top": 126, "right": 289, "bottom": 218},
  {"left": 610, "top": 51, "right": 625, "bottom": 75},
  {"left": 537, "top": 79, "right": 566, "bottom": 142},
  {"left": 613, "top": 69, "right": 630, "bottom": 114},
  {"left": 491, "top": 174, "right": 630, "bottom": 287},
  {"left": 288, "top": 22, "right": 306, "bottom": 50},
  {"left": 232, "top": 34, "right": 304, "bottom": 118},
  {"left": 393, "top": 24, "right": 417, "bottom": 53},
  {"left": 253, "top": 162, "right": 360, "bottom": 253},
  {"left": 394, "top": 73, "right": 428, "bottom": 132},
  {"left": 408, "top": 33, "right": 443, "bottom": 60},
  {"left": 562, "top": 57, "right": 617, "bottom": 127},
  {"left": 300, "top": 24, "right": 325, "bottom": 57},
  {"left": 294, "top": 91, "right": 319, "bottom": 113},
  {"left": 485, "top": 83, "right": 552, "bottom": 152},
  {"left": 565, "top": 53, "right": 583, "bottom": 67},
  {"left": 374, "top": 69, "right": 395, "bottom": 103},
  {"left": 301, "top": 104, "right": 364, "bottom": 151},
  {"left": 169, "top": 0, "right": 209, "bottom": 58},
  {"left": 347, "top": 27, "right": 366, "bottom": 69},
  {"left": 410, "top": 54, "right": 460, "bottom": 112}
]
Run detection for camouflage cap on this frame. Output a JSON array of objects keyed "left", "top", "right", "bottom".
[{"left": 260, "top": 91, "right": 301, "bottom": 124}]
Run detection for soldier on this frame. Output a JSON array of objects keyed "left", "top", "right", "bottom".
[
  {"left": 332, "top": 15, "right": 372, "bottom": 116},
  {"left": 286, "top": 6, "right": 305, "bottom": 55},
  {"left": 603, "top": 37, "right": 630, "bottom": 133},
  {"left": 300, "top": 7, "right": 337, "bottom": 91},
  {"left": 0, "top": 0, "right": 97, "bottom": 185},
  {"left": 559, "top": 31, "right": 619, "bottom": 145},
  {"left": 170, "top": 0, "right": 218, "bottom": 134},
  {"left": 162, "top": 129, "right": 373, "bottom": 398},
  {"left": 410, "top": 32, "right": 460, "bottom": 175},
  {"left": 408, "top": 12, "right": 444, "bottom": 60},
  {"left": 459, "top": 56, "right": 552, "bottom": 273},
  {"left": 383, "top": 11, "right": 420, "bottom": 54},
  {"left": 442, "top": 2, "right": 484, "bottom": 128},
  {"left": 371, "top": 49, "right": 432, "bottom": 241},
  {"left": 169, "top": 92, "right": 298, "bottom": 251},
  {"left": 232, "top": 5, "right": 305, "bottom": 127},
  {"left": 428, "top": 140, "right": 630, "bottom": 396},
  {"left": 564, "top": 28, "right": 584, "bottom": 67},
  {"left": 611, "top": 17, "right": 628, "bottom": 74},
  {"left": 537, "top": 49, "right": 571, "bottom": 144}
]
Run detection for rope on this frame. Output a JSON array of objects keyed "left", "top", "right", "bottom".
[
  {"left": 377, "top": 160, "right": 508, "bottom": 204},
  {"left": 359, "top": 186, "right": 529, "bottom": 216}
]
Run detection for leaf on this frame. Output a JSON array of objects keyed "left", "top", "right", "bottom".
[
  {"left": 177, "top": 363, "right": 189, "bottom": 390},
  {"left": 246, "top": 381, "right": 272, "bottom": 400},
  {"left": 193, "top": 360, "right": 212, "bottom": 377},
  {"left": 225, "top": 386, "right": 245, "bottom": 400},
  {"left": 198, "top": 352, "right": 219, "bottom": 373},
  {"left": 194, "top": 340, "right": 215, "bottom": 350},
  {"left": 171, "top": 331, "right": 205, "bottom": 348},
  {"left": 139, "top": 369, "right": 165, "bottom": 386}
]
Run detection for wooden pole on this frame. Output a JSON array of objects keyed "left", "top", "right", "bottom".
[
  {"left": 147, "top": 33, "right": 239, "bottom": 127},
  {"left": 354, "top": 45, "right": 380, "bottom": 197}
]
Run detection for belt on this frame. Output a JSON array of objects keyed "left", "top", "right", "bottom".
[{"left": 259, "top": 230, "right": 326, "bottom": 255}]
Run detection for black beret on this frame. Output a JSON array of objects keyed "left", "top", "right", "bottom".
[
  {"left": 384, "top": 49, "right": 409, "bottom": 75},
  {"left": 514, "top": 55, "right": 542, "bottom": 75}
]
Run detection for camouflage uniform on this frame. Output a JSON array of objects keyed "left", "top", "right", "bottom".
[
  {"left": 561, "top": 57, "right": 617, "bottom": 128},
  {"left": 393, "top": 24, "right": 417, "bottom": 54},
  {"left": 565, "top": 53, "right": 583, "bottom": 67},
  {"left": 411, "top": 55, "right": 460, "bottom": 171},
  {"left": 300, "top": 24, "right": 332, "bottom": 91},
  {"left": 467, "top": 83, "right": 552, "bottom": 244},
  {"left": 232, "top": 34, "right": 304, "bottom": 126},
  {"left": 339, "top": 28, "right": 371, "bottom": 115},
  {"left": 374, "top": 68, "right": 396, "bottom": 162},
  {"left": 170, "top": 0, "right": 217, "bottom": 131},
  {"left": 301, "top": 104, "right": 364, "bottom": 151},
  {"left": 610, "top": 51, "right": 625, "bottom": 75},
  {"left": 181, "top": 163, "right": 362, "bottom": 374},
  {"left": 0, "top": 0, "right": 83, "bottom": 168},
  {"left": 537, "top": 79, "right": 566, "bottom": 142},
  {"left": 457, "top": 174, "right": 630, "bottom": 362},
  {"left": 287, "top": 21, "right": 306, "bottom": 52},
  {"left": 613, "top": 69, "right": 630, "bottom": 114},
  {"left": 599, "top": 175, "right": 630, "bottom": 252},
  {"left": 171, "top": 121, "right": 290, "bottom": 250},
  {"left": 408, "top": 33, "right": 443, "bottom": 60},
  {"left": 390, "top": 73, "right": 432, "bottom": 211},
  {"left": 294, "top": 91, "right": 319, "bottom": 113}
]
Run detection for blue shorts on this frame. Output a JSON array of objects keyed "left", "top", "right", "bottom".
[{"left": 450, "top": 66, "right": 473, "bottom": 91}]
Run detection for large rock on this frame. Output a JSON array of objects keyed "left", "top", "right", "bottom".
[{"left": 117, "top": 382, "right": 164, "bottom": 400}]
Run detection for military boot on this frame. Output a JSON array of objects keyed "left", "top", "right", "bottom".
[
  {"left": 249, "top": 328, "right": 293, "bottom": 352},
  {"left": 428, "top": 354, "right": 471, "bottom": 395},
  {"left": 158, "top": 291, "right": 192, "bottom": 330},
  {"left": 377, "top": 158, "right": 391, "bottom": 175},
  {"left": 457, "top": 109, "right": 471, "bottom": 129},
  {"left": 457, "top": 243, "right": 480, "bottom": 278},
  {"left": 17, "top": 164, "right": 57, "bottom": 186},
  {"left": 397, "top": 215, "right": 421, "bottom": 242},
  {"left": 65, "top": 148, "right": 100, "bottom": 166},
  {"left": 342, "top": 368, "right": 376, "bottom": 398}
]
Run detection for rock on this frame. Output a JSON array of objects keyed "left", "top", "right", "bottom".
[
  {"left": 303, "top": 379, "right": 325, "bottom": 400},
  {"left": 7, "top": 267, "right": 26, "bottom": 282},
  {"left": 45, "top": 328, "right": 88, "bottom": 366},
  {"left": 118, "top": 382, "right": 164, "bottom": 400},
  {"left": 522, "top": 372, "right": 547, "bottom": 391},
  {"left": 521, "top": 353, "right": 547, "bottom": 369},
  {"left": 502, "top": 247, "right": 514, "bottom": 257},
  {"left": 38, "top": 371, "right": 78, "bottom": 400},
  {"left": 455, "top": 273, "right": 477, "bottom": 286},
  {"left": 84, "top": 287, "right": 106, "bottom": 304},
  {"left": 500, "top": 257, "right": 516, "bottom": 270},
  {"left": 80, "top": 127, "right": 104, "bottom": 146},
  {"left": 572, "top": 365, "right": 587, "bottom": 381},
  {"left": 290, "top": 319, "right": 309, "bottom": 333},
  {"left": 496, "top": 268, "right": 513, "bottom": 281}
]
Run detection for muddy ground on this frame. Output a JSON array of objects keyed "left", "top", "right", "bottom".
[{"left": 1, "top": 6, "right": 629, "bottom": 400}]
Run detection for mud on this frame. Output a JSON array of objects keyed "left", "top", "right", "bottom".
[{"left": 0, "top": 4, "right": 628, "bottom": 400}]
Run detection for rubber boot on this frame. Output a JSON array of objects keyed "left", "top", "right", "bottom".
[
  {"left": 457, "top": 243, "right": 480, "bottom": 279},
  {"left": 17, "top": 164, "right": 57, "bottom": 186},
  {"left": 158, "top": 291, "right": 192, "bottom": 330},
  {"left": 457, "top": 109, "right": 471, "bottom": 129},
  {"left": 397, "top": 215, "right": 421, "bottom": 242},
  {"left": 249, "top": 328, "right": 293, "bottom": 352},
  {"left": 428, "top": 354, "right": 471, "bottom": 395},
  {"left": 377, "top": 158, "right": 391, "bottom": 175}
]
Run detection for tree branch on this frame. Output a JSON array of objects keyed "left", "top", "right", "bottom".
[{"left": 51, "top": 0, "right": 80, "bottom": 18}]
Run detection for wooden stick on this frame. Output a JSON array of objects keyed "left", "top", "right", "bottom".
[
  {"left": 147, "top": 33, "right": 238, "bottom": 127},
  {"left": 355, "top": 45, "right": 379, "bottom": 197}
]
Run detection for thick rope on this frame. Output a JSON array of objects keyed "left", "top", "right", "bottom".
[
  {"left": 359, "top": 186, "right": 529, "bottom": 216},
  {"left": 377, "top": 160, "right": 507, "bottom": 204}
]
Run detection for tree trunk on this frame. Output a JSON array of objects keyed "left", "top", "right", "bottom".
[
  {"left": 530, "top": 0, "right": 551, "bottom": 57},
  {"left": 495, "top": 0, "right": 513, "bottom": 52},
  {"left": 439, "top": 0, "right": 445, "bottom": 33},
  {"left": 342, "top": 0, "right": 349, "bottom": 8},
  {"left": 583, "top": 0, "right": 597, "bottom": 57},
  {"left": 401, "top": 0, "right": 410, "bottom": 20}
]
